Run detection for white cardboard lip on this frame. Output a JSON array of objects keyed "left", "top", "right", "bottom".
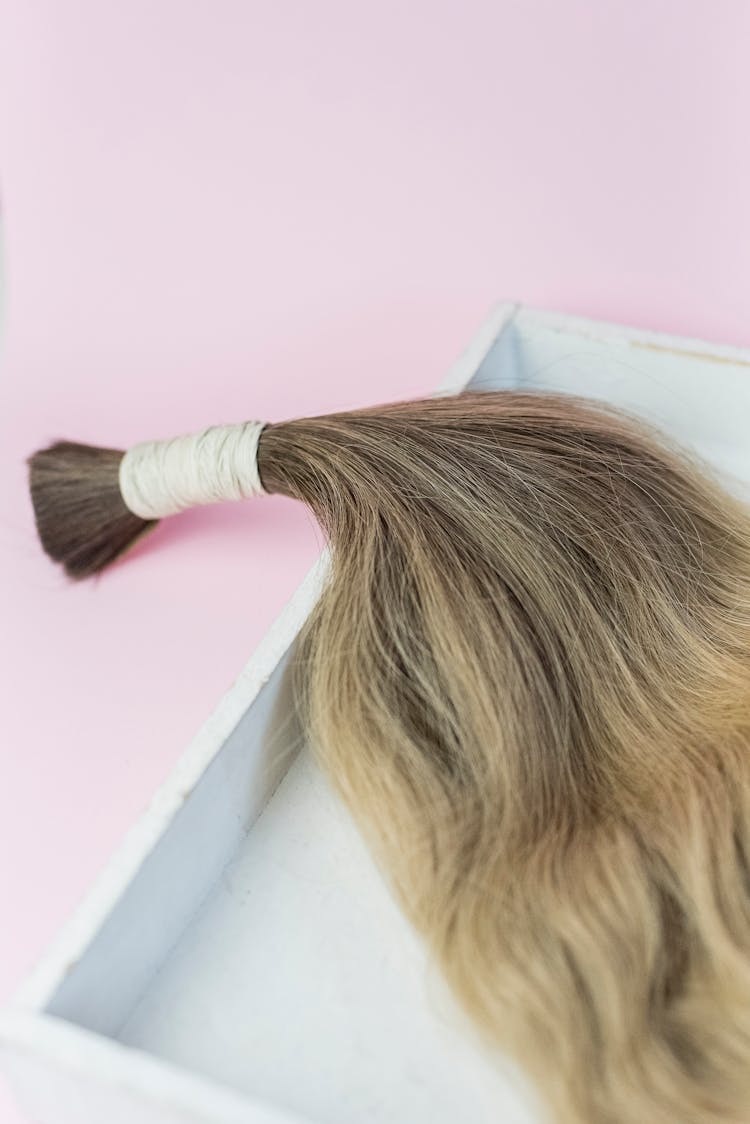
[{"left": 2, "top": 301, "right": 748, "bottom": 1124}]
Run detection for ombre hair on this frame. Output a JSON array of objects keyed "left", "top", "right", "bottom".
[
  {"left": 29, "top": 388, "right": 750, "bottom": 1122},
  {"left": 259, "top": 391, "right": 750, "bottom": 1123}
]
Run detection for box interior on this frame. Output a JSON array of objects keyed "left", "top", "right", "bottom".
[{"left": 35, "top": 310, "right": 750, "bottom": 1124}]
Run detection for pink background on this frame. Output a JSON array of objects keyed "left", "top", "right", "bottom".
[{"left": 1, "top": 2, "right": 749, "bottom": 1119}]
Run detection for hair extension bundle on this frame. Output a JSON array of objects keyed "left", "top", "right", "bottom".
[{"left": 28, "top": 391, "right": 750, "bottom": 1123}]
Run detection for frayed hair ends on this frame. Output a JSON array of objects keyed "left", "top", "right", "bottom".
[
  {"left": 27, "top": 441, "right": 157, "bottom": 579},
  {"left": 259, "top": 392, "right": 750, "bottom": 1124}
]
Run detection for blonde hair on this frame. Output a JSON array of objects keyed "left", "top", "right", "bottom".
[{"left": 258, "top": 390, "right": 750, "bottom": 1124}]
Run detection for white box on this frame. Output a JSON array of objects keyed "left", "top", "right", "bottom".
[{"left": 2, "top": 303, "right": 749, "bottom": 1124}]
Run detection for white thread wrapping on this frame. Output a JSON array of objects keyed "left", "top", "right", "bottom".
[{"left": 118, "top": 420, "right": 268, "bottom": 519}]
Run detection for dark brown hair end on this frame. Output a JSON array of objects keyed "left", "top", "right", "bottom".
[{"left": 27, "top": 440, "right": 159, "bottom": 580}]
